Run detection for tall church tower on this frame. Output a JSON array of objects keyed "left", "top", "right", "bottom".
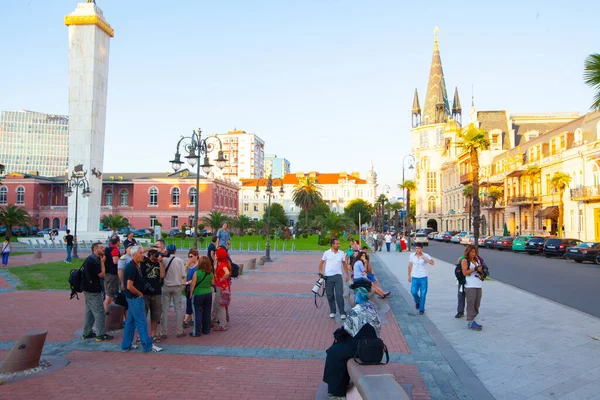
[{"left": 422, "top": 27, "right": 450, "bottom": 125}]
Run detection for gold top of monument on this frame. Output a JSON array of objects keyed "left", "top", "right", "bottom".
[{"left": 64, "top": 2, "right": 114, "bottom": 37}]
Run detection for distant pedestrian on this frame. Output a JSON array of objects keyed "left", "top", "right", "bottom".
[
  {"left": 103, "top": 237, "right": 121, "bottom": 310},
  {"left": 384, "top": 232, "right": 392, "bottom": 252},
  {"left": 207, "top": 236, "right": 217, "bottom": 268},
  {"left": 123, "top": 232, "right": 137, "bottom": 250},
  {"left": 408, "top": 242, "right": 434, "bottom": 315},
  {"left": 1, "top": 236, "right": 12, "bottom": 267},
  {"left": 461, "top": 245, "right": 485, "bottom": 331},
  {"left": 120, "top": 245, "right": 162, "bottom": 352},
  {"left": 318, "top": 238, "right": 349, "bottom": 320},
  {"left": 216, "top": 222, "right": 231, "bottom": 250},
  {"left": 64, "top": 230, "right": 74, "bottom": 264},
  {"left": 81, "top": 242, "right": 114, "bottom": 342},
  {"left": 377, "top": 232, "right": 383, "bottom": 252}
]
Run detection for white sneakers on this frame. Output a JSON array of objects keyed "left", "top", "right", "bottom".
[
  {"left": 329, "top": 313, "right": 336, "bottom": 318},
  {"left": 340, "top": 314, "right": 347, "bottom": 320},
  {"left": 151, "top": 345, "right": 163, "bottom": 352}
]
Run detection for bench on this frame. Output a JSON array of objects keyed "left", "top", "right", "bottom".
[{"left": 257, "top": 256, "right": 266, "bottom": 266}]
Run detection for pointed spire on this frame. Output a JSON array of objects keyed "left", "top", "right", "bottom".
[
  {"left": 412, "top": 89, "right": 421, "bottom": 113},
  {"left": 452, "top": 87, "right": 462, "bottom": 113},
  {"left": 422, "top": 26, "right": 450, "bottom": 125}
]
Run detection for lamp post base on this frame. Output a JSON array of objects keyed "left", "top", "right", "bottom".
[
  {"left": 72, "top": 243, "right": 80, "bottom": 259},
  {"left": 265, "top": 243, "right": 272, "bottom": 262}
]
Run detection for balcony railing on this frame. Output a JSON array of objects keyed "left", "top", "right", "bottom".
[
  {"left": 460, "top": 172, "right": 474, "bottom": 185},
  {"left": 508, "top": 196, "right": 540, "bottom": 205},
  {"left": 481, "top": 199, "right": 505, "bottom": 208},
  {"left": 571, "top": 185, "right": 600, "bottom": 201},
  {"left": 39, "top": 206, "right": 67, "bottom": 210}
]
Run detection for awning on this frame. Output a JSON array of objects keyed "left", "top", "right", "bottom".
[
  {"left": 507, "top": 169, "right": 524, "bottom": 178},
  {"left": 535, "top": 206, "right": 559, "bottom": 219}
]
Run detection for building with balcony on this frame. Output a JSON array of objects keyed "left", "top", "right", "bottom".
[
  {"left": 0, "top": 170, "right": 239, "bottom": 231},
  {"left": 264, "top": 154, "right": 291, "bottom": 179},
  {"left": 0, "top": 110, "right": 69, "bottom": 177},
  {"left": 207, "top": 129, "right": 265, "bottom": 182}
]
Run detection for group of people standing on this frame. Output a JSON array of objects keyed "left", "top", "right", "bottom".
[
  {"left": 365, "top": 229, "right": 408, "bottom": 252},
  {"left": 80, "top": 222, "right": 235, "bottom": 353}
]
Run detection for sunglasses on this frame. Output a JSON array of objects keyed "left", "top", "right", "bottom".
[{"left": 188, "top": 255, "right": 195, "bottom": 258}]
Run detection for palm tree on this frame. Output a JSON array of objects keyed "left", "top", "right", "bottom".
[
  {"left": 292, "top": 177, "right": 323, "bottom": 228},
  {"left": 202, "top": 211, "right": 229, "bottom": 232},
  {"left": 391, "top": 202, "right": 403, "bottom": 232},
  {"left": 550, "top": 172, "right": 572, "bottom": 238},
  {"left": 584, "top": 53, "right": 600, "bottom": 110},
  {"left": 233, "top": 214, "right": 252, "bottom": 235},
  {"left": 253, "top": 219, "right": 265, "bottom": 235},
  {"left": 398, "top": 180, "right": 416, "bottom": 233},
  {"left": 462, "top": 184, "right": 473, "bottom": 232},
  {"left": 488, "top": 187, "right": 503, "bottom": 236},
  {"left": 0, "top": 205, "right": 32, "bottom": 236},
  {"left": 384, "top": 202, "right": 395, "bottom": 232},
  {"left": 100, "top": 214, "right": 130, "bottom": 232},
  {"left": 456, "top": 124, "right": 490, "bottom": 246},
  {"left": 523, "top": 165, "right": 541, "bottom": 235},
  {"left": 315, "top": 212, "right": 355, "bottom": 238}
]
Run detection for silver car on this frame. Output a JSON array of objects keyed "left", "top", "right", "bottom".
[{"left": 414, "top": 233, "right": 429, "bottom": 246}]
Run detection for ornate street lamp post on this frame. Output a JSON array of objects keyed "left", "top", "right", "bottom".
[
  {"left": 170, "top": 129, "right": 227, "bottom": 249},
  {"left": 402, "top": 154, "right": 415, "bottom": 247},
  {"left": 381, "top": 185, "right": 390, "bottom": 232},
  {"left": 64, "top": 168, "right": 92, "bottom": 259},
  {"left": 255, "top": 175, "right": 284, "bottom": 262}
]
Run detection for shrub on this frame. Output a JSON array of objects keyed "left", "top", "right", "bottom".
[
  {"left": 318, "top": 234, "right": 331, "bottom": 246},
  {"left": 302, "top": 233, "right": 308, "bottom": 238},
  {"left": 161, "top": 232, "right": 168, "bottom": 239},
  {"left": 269, "top": 235, "right": 274, "bottom": 240}
]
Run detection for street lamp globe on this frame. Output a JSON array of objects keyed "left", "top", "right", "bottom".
[
  {"left": 64, "top": 186, "right": 73, "bottom": 197},
  {"left": 82, "top": 188, "right": 92, "bottom": 198},
  {"left": 201, "top": 156, "right": 213, "bottom": 175},
  {"left": 186, "top": 149, "right": 199, "bottom": 167},
  {"left": 279, "top": 186, "right": 285, "bottom": 197},
  {"left": 169, "top": 152, "right": 183, "bottom": 172},
  {"left": 215, "top": 151, "right": 227, "bottom": 170}
]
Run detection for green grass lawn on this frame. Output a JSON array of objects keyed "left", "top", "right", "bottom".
[
  {"left": 163, "top": 234, "right": 366, "bottom": 252},
  {"left": 9, "top": 260, "right": 82, "bottom": 291},
  {"left": 11, "top": 251, "right": 34, "bottom": 256}
]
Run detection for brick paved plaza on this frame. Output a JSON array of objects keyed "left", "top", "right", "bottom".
[{"left": 0, "top": 252, "right": 437, "bottom": 400}]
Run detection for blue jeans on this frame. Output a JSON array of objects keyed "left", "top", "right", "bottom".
[
  {"left": 1, "top": 252, "right": 9, "bottom": 266},
  {"left": 411, "top": 277, "right": 428, "bottom": 313},
  {"left": 121, "top": 297, "right": 153, "bottom": 352},
  {"left": 386, "top": 243, "right": 391, "bottom": 252},
  {"left": 66, "top": 246, "right": 73, "bottom": 263}
]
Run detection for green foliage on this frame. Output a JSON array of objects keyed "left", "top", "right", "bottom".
[
  {"left": 584, "top": 53, "right": 600, "bottom": 110},
  {"left": 344, "top": 199, "right": 373, "bottom": 227},
  {"left": 551, "top": 172, "right": 572, "bottom": 237},
  {"left": 263, "top": 202, "right": 288, "bottom": 229},
  {"left": 100, "top": 214, "right": 130, "bottom": 231},
  {"left": 12, "top": 260, "right": 83, "bottom": 290},
  {"left": 307, "top": 199, "right": 331, "bottom": 225},
  {"left": 318, "top": 234, "right": 331, "bottom": 246},
  {"left": 202, "top": 211, "right": 230, "bottom": 231},
  {"left": 315, "top": 211, "right": 355, "bottom": 238},
  {"left": 180, "top": 224, "right": 188, "bottom": 240},
  {"left": 0, "top": 205, "right": 33, "bottom": 235},
  {"left": 292, "top": 177, "right": 323, "bottom": 227},
  {"left": 233, "top": 214, "right": 253, "bottom": 234},
  {"left": 302, "top": 233, "right": 308, "bottom": 238},
  {"left": 161, "top": 232, "right": 168, "bottom": 239}
]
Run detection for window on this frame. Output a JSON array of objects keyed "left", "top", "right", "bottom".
[
  {"left": 16, "top": 186, "right": 25, "bottom": 205},
  {"left": 149, "top": 187, "right": 158, "bottom": 206},
  {"left": 560, "top": 135, "right": 566, "bottom": 150},
  {"left": 171, "top": 216, "right": 179, "bottom": 228},
  {"left": 420, "top": 131, "right": 429, "bottom": 149},
  {"left": 244, "top": 204, "right": 249, "bottom": 212},
  {"left": 150, "top": 216, "right": 158, "bottom": 227},
  {"left": 569, "top": 210, "right": 574, "bottom": 231},
  {"left": 0, "top": 187, "right": 7, "bottom": 205},
  {"left": 254, "top": 204, "right": 258, "bottom": 212},
  {"left": 263, "top": 204, "right": 267, "bottom": 211},
  {"left": 189, "top": 187, "right": 197, "bottom": 206},
  {"left": 427, "top": 196, "right": 436, "bottom": 213},
  {"left": 171, "top": 187, "right": 180, "bottom": 206},
  {"left": 120, "top": 190, "right": 129, "bottom": 206},
  {"left": 579, "top": 210, "right": 583, "bottom": 232},
  {"left": 105, "top": 190, "right": 113, "bottom": 206},
  {"left": 427, "top": 172, "right": 437, "bottom": 191}
]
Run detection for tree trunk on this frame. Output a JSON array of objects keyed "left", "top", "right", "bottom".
[
  {"left": 491, "top": 204, "right": 496, "bottom": 235},
  {"left": 471, "top": 150, "right": 481, "bottom": 247},
  {"left": 530, "top": 179, "right": 535, "bottom": 235},
  {"left": 405, "top": 190, "right": 411, "bottom": 234},
  {"left": 558, "top": 189, "right": 565, "bottom": 237},
  {"left": 468, "top": 196, "right": 472, "bottom": 231}
]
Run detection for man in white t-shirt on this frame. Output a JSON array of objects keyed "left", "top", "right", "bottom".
[
  {"left": 407, "top": 242, "right": 434, "bottom": 315},
  {"left": 384, "top": 232, "right": 392, "bottom": 252},
  {"left": 318, "top": 238, "right": 349, "bottom": 320}
]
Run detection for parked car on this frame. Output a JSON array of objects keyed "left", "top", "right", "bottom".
[
  {"left": 478, "top": 236, "right": 490, "bottom": 246},
  {"left": 524, "top": 236, "right": 547, "bottom": 254},
  {"left": 118, "top": 227, "right": 136, "bottom": 235},
  {"left": 485, "top": 235, "right": 502, "bottom": 249},
  {"left": 168, "top": 229, "right": 181, "bottom": 237},
  {"left": 133, "top": 228, "right": 152, "bottom": 238},
  {"left": 441, "top": 231, "right": 455, "bottom": 242},
  {"left": 460, "top": 234, "right": 475, "bottom": 245},
  {"left": 434, "top": 232, "right": 444, "bottom": 241},
  {"left": 512, "top": 235, "right": 533, "bottom": 252},
  {"left": 37, "top": 228, "right": 52, "bottom": 237},
  {"left": 427, "top": 231, "right": 438, "bottom": 240},
  {"left": 565, "top": 242, "right": 600, "bottom": 264},
  {"left": 0, "top": 226, "right": 6, "bottom": 236},
  {"left": 414, "top": 233, "right": 429, "bottom": 246},
  {"left": 451, "top": 231, "right": 469, "bottom": 244},
  {"left": 495, "top": 236, "right": 514, "bottom": 251},
  {"left": 544, "top": 238, "right": 583, "bottom": 258}
]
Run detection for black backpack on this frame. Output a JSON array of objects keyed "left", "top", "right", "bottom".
[
  {"left": 69, "top": 265, "right": 84, "bottom": 299},
  {"left": 455, "top": 261, "right": 466, "bottom": 286},
  {"left": 230, "top": 263, "right": 240, "bottom": 278}
]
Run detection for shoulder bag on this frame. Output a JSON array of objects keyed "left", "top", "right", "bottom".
[
  {"left": 159, "top": 257, "right": 175, "bottom": 287},
  {"left": 353, "top": 338, "right": 389, "bottom": 365}
]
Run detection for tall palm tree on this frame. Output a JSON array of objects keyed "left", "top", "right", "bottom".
[
  {"left": 315, "top": 211, "right": 355, "bottom": 238},
  {"left": 202, "top": 211, "right": 229, "bottom": 232},
  {"left": 398, "top": 180, "right": 416, "bottom": 233},
  {"left": 462, "top": 184, "right": 473, "bottom": 232},
  {"left": 523, "top": 165, "right": 541, "bottom": 235},
  {"left": 391, "top": 202, "right": 403, "bottom": 232},
  {"left": 100, "top": 214, "right": 130, "bottom": 231},
  {"left": 584, "top": 53, "right": 600, "bottom": 110},
  {"left": 0, "top": 205, "right": 32, "bottom": 236},
  {"left": 488, "top": 187, "right": 503, "bottom": 236},
  {"left": 550, "top": 172, "right": 572, "bottom": 238},
  {"left": 292, "top": 177, "right": 323, "bottom": 228},
  {"left": 456, "top": 124, "right": 490, "bottom": 246},
  {"left": 232, "top": 214, "right": 252, "bottom": 235}
]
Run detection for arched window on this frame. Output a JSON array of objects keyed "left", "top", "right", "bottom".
[
  {"left": 105, "top": 190, "right": 113, "bottom": 206},
  {"left": 171, "top": 187, "right": 180, "bottom": 206},
  {"left": 149, "top": 187, "right": 158, "bottom": 206},
  {"left": 427, "top": 196, "right": 436, "bottom": 214},
  {"left": 16, "top": 186, "right": 25, "bottom": 205},
  {"left": 0, "top": 187, "right": 7, "bottom": 205},
  {"left": 574, "top": 128, "right": 583, "bottom": 145},
  {"left": 42, "top": 218, "right": 50, "bottom": 229},
  {"left": 189, "top": 187, "right": 197, "bottom": 206},
  {"left": 120, "top": 190, "right": 129, "bottom": 206},
  {"left": 52, "top": 217, "right": 60, "bottom": 229}
]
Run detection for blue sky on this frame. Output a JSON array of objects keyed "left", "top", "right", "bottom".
[{"left": 1, "top": 0, "right": 598, "bottom": 198}]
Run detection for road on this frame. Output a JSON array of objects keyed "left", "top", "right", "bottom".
[{"left": 423, "top": 240, "right": 600, "bottom": 319}]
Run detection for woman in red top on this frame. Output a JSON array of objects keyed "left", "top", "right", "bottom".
[{"left": 211, "top": 247, "right": 231, "bottom": 331}]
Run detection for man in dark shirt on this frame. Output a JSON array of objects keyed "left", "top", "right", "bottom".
[
  {"left": 103, "top": 237, "right": 121, "bottom": 310},
  {"left": 123, "top": 232, "right": 138, "bottom": 250},
  {"left": 81, "top": 242, "right": 114, "bottom": 342},
  {"left": 207, "top": 236, "right": 217, "bottom": 267},
  {"left": 121, "top": 245, "right": 162, "bottom": 353},
  {"left": 141, "top": 249, "right": 165, "bottom": 341},
  {"left": 64, "top": 229, "right": 74, "bottom": 264}
]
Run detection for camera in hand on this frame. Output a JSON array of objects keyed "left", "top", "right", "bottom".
[{"left": 312, "top": 276, "right": 325, "bottom": 294}]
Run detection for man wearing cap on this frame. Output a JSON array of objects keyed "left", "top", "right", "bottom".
[
  {"left": 118, "top": 243, "right": 134, "bottom": 290},
  {"left": 407, "top": 242, "right": 434, "bottom": 315},
  {"left": 159, "top": 244, "right": 187, "bottom": 339}
]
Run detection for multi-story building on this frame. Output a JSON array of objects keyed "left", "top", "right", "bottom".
[
  {"left": 238, "top": 168, "right": 378, "bottom": 227},
  {"left": 207, "top": 129, "right": 265, "bottom": 182},
  {"left": 0, "top": 170, "right": 239, "bottom": 231},
  {"left": 0, "top": 110, "right": 69, "bottom": 177},
  {"left": 264, "top": 154, "right": 291, "bottom": 179}
]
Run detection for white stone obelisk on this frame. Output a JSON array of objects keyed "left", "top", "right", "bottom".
[{"left": 65, "top": 2, "right": 113, "bottom": 235}]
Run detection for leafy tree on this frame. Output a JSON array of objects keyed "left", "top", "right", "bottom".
[
  {"left": 100, "top": 214, "right": 130, "bottom": 231},
  {"left": 315, "top": 212, "right": 355, "bottom": 238},
  {"left": 232, "top": 214, "right": 252, "bottom": 234},
  {"left": 584, "top": 53, "right": 600, "bottom": 110},
  {"left": 263, "top": 202, "right": 288, "bottom": 231},
  {"left": 202, "top": 211, "right": 229, "bottom": 231},
  {"left": 523, "top": 165, "right": 541, "bottom": 235},
  {"left": 462, "top": 184, "right": 473, "bottom": 231},
  {"left": 344, "top": 198, "right": 373, "bottom": 228},
  {"left": 398, "top": 180, "right": 416, "bottom": 233},
  {"left": 550, "top": 172, "right": 572, "bottom": 237},
  {"left": 253, "top": 219, "right": 265, "bottom": 235},
  {"left": 488, "top": 187, "right": 503, "bottom": 236},
  {"left": 307, "top": 199, "right": 331, "bottom": 226},
  {"left": 292, "top": 177, "right": 323, "bottom": 227},
  {"left": 456, "top": 124, "right": 490, "bottom": 245},
  {"left": 0, "top": 205, "right": 32, "bottom": 236}
]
